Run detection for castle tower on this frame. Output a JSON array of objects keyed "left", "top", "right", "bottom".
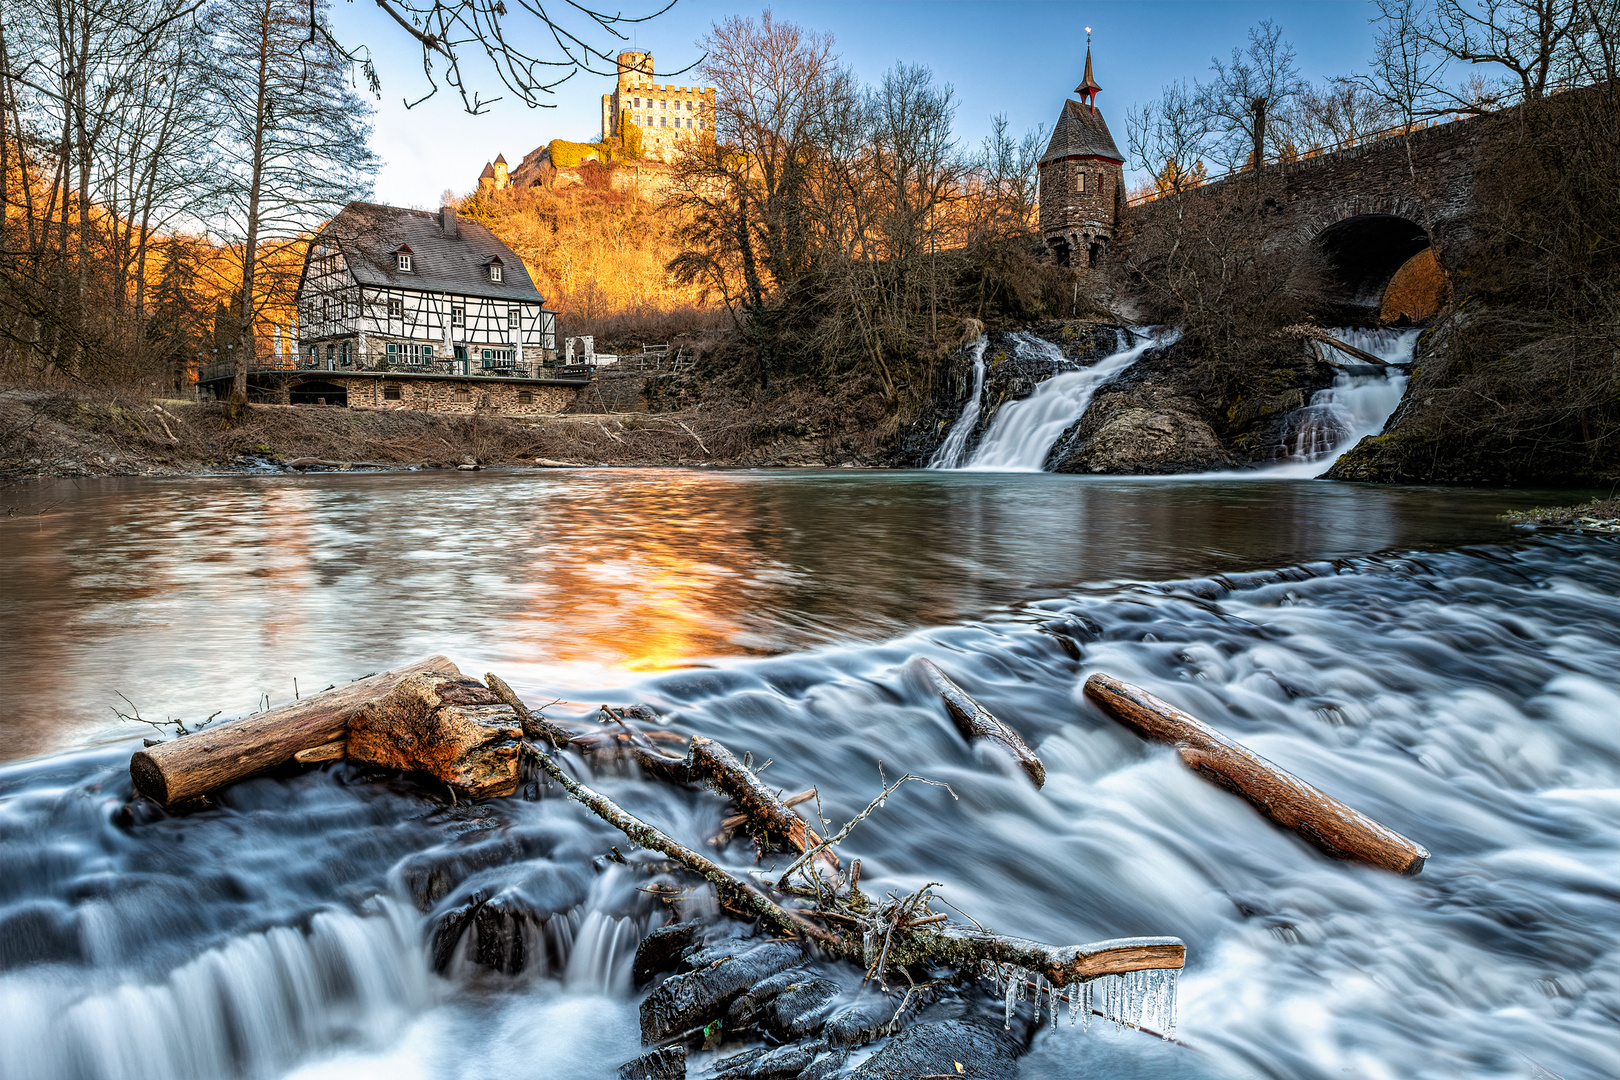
[
  {"left": 492, "top": 154, "right": 510, "bottom": 189},
  {"left": 477, "top": 161, "right": 496, "bottom": 191},
  {"left": 599, "top": 50, "right": 716, "bottom": 162},
  {"left": 1038, "top": 42, "right": 1125, "bottom": 268}
]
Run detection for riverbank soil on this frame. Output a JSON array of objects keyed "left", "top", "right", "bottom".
[{"left": 0, "top": 377, "right": 893, "bottom": 481}]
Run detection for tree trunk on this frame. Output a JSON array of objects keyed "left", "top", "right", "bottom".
[{"left": 232, "top": 0, "right": 273, "bottom": 414}]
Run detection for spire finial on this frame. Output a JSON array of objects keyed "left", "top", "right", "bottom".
[{"left": 1076, "top": 32, "right": 1102, "bottom": 113}]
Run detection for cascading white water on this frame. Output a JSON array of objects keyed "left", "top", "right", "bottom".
[
  {"left": 955, "top": 330, "right": 1169, "bottom": 472},
  {"left": 1268, "top": 327, "right": 1418, "bottom": 476},
  {"left": 0, "top": 898, "right": 435, "bottom": 1080},
  {"left": 927, "top": 336, "right": 990, "bottom": 469}
]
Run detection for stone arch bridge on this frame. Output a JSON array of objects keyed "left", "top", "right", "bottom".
[{"left": 1126, "top": 110, "right": 1495, "bottom": 322}]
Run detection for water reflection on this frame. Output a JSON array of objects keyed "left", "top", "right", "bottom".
[{"left": 0, "top": 469, "right": 1572, "bottom": 761}]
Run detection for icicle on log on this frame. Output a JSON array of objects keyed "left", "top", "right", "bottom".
[
  {"left": 912, "top": 657, "right": 1046, "bottom": 787},
  {"left": 1083, "top": 673, "right": 1429, "bottom": 874},
  {"left": 129, "top": 655, "right": 456, "bottom": 805}
]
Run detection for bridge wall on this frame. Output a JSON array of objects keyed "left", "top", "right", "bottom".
[{"left": 1127, "top": 110, "right": 1497, "bottom": 255}]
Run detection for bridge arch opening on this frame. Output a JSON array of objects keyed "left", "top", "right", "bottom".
[{"left": 1313, "top": 214, "right": 1440, "bottom": 324}]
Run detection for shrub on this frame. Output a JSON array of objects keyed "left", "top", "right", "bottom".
[{"left": 547, "top": 140, "right": 600, "bottom": 169}]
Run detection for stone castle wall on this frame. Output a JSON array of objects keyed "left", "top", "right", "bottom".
[{"left": 266, "top": 376, "right": 580, "bottom": 415}]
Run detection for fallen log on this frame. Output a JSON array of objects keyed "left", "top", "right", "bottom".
[
  {"left": 1083, "top": 673, "right": 1429, "bottom": 874},
  {"left": 347, "top": 671, "right": 523, "bottom": 799},
  {"left": 129, "top": 655, "right": 455, "bottom": 805},
  {"left": 1285, "top": 326, "right": 1402, "bottom": 367},
  {"left": 687, "top": 736, "right": 839, "bottom": 875},
  {"left": 912, "top": 658, "right": 1045, "bottom": 787}
]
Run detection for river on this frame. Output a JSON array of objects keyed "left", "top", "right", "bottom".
[{"left": 1, "top": 470, "right": 1616, "bottom": 1080}]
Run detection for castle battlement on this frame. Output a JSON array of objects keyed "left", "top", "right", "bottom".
[{"left": 600, "top": 51, "right": 716, "bottom": 162}]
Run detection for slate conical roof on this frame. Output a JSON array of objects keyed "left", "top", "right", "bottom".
[
  {"left": 479, "top": 161, "right": 496, "bottom": 178},
  {"left": 1041, "top": 98, "right": 1124, "bottom": 166}
]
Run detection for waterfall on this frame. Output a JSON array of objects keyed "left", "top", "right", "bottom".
[
  {"left": 928, "top": 336, "right": 990, "bottom": 469},
  {"left": 1269, "top": 328, "right": 1418, "bottom": 476},
  {"left": 0, "top": 898, "right": 435, "bottom": 1080},
  {"left": 956, "top": 330, "right": 1166, "bottom": 472}
]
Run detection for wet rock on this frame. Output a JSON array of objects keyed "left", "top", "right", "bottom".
[
  {"left": 619, "top": 1045, "right": 686, "bottom": 1079},
  {"left": 1047, "top": 368, "right": 1232, "bottom": 474},
  {"left": 763, "top": 975, "right": 845, "bottom": 1041},
  {"left": 347, "top": 671, "right": 522, "bottom": 799},
  {"left": 850, "top": 1020, "right": 1021, "bottom": 1080},
  {"left": 725, "top": 967, "right": 817, "bottom": 1029},
  {"left": 640, "top": 940, "right": 806, "bottom": 1042},
  {"left": 429, "top": 861, "right": 592, "bottom": 975},
  {"left": 395, "top": 827, "right": 567, "bottom": 910},
  {"left": 0, "top": 901, "right": 83, "bottom": 969},
  {"left": 823, "top": 991, "right": 906, "bottom": 1048},
  {"left": 634, "top": 921, "right": 700, "bottom": 986},
  {"left": 714, "top": 1040, "right": 825, "bottom": 1080}
]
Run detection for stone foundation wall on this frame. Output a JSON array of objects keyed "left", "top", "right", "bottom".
[{"left": 334, "top": 377, "right": 579, "bottom": 415}]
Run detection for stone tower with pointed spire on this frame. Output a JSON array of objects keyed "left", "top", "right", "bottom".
[{"left": 1038, "top": 41, "right": 1126, "bottom": 268}]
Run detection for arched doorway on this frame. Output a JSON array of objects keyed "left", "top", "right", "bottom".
[
  {"left": 290, "top": 380, "right": 348, "bottom": 406},
  {"left": 1313, "top": 214, "right": 1436, "bottom": 324}
]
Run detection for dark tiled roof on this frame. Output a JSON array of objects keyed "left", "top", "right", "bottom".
[
  {"left": 319, "top": 202, "right": 544, "bottom": 303},
  {"left": 1041, "top": 99, "right": 1124, "bottom": 166}
]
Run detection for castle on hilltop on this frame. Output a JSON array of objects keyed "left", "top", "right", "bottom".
[
  {"left": 1037, "top": 44, "right": 1125, "bottom": 269},
  {"left": 601, "top": 52, "right": 716, "bottom": 162}
]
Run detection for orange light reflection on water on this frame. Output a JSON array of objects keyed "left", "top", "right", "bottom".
[{"left": 504, "top": 473, "right": 794, "bottom": 672}]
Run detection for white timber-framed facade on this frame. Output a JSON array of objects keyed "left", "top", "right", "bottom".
[{"left": 295, "top": 201, "right": 559, "bottom": 378}]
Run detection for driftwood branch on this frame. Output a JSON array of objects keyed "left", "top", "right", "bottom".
[
  {"left": 912, "top": 657, "right": 1045, "bottom": 787},
  {"left": 1084, "top": 673, "right": 1429, "bottom": 874},
  {"left": 686, "top": 736, "right": 839, "bottom": 875},
  {"left": 484, "top": 671, "right": 575, "bottom": 749}
]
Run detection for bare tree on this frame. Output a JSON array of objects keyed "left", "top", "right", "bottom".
[
  {"left": 1200, "top": 20, "right": 1305, "bottom": 170},
  {"left": 1125, "top": 79, "right": 1211, "bottom": 193},
  {"left": 207, "top": 0, "right": 376, "bottom": 413},
  {"left": 1290, "top": 79, "right": 1399, "bottom": 151}
]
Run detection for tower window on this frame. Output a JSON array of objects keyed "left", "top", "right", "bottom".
[{"left": 1077, "top": 173, "right": 1087, "bottom": 193}]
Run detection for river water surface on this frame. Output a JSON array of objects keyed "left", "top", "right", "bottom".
[{"left": 1, "top": 470, "right": 1616, "bottom": 1080}]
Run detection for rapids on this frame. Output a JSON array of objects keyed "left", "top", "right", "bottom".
[{"left": 0, "top": 472, "right": 1616, "bottom": 1080}]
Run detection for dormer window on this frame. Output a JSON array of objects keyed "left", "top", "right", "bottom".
[
  {"left": 395, "top": 245, "right": 413, "bottom": 272},
  {"left": 487, "top": 256, "right": 504, "bottom": 283}
]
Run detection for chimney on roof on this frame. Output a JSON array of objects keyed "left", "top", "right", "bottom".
[{"left": 440, "top": 206, "right": 458, "bottom": 240}]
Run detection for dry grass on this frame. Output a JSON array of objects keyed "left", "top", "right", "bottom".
[{"left": 1500, "top": 497, "right": 1620, "bottom": 527}]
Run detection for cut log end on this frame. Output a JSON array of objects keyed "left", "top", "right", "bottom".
[{"left": 129, "top": 751, "right": 169, "bottom": 804}]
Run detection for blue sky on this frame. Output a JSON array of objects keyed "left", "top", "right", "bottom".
[{"left": 330, "top": 1, "right": 1389, "bottom": 208}]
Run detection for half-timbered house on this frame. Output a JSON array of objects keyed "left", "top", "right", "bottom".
[
  {"left": 198, "top": 202, "right": 585, "bottom": 413},
  {"left": 298, "top": 201, "right": 558, "bottom": 374}
]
